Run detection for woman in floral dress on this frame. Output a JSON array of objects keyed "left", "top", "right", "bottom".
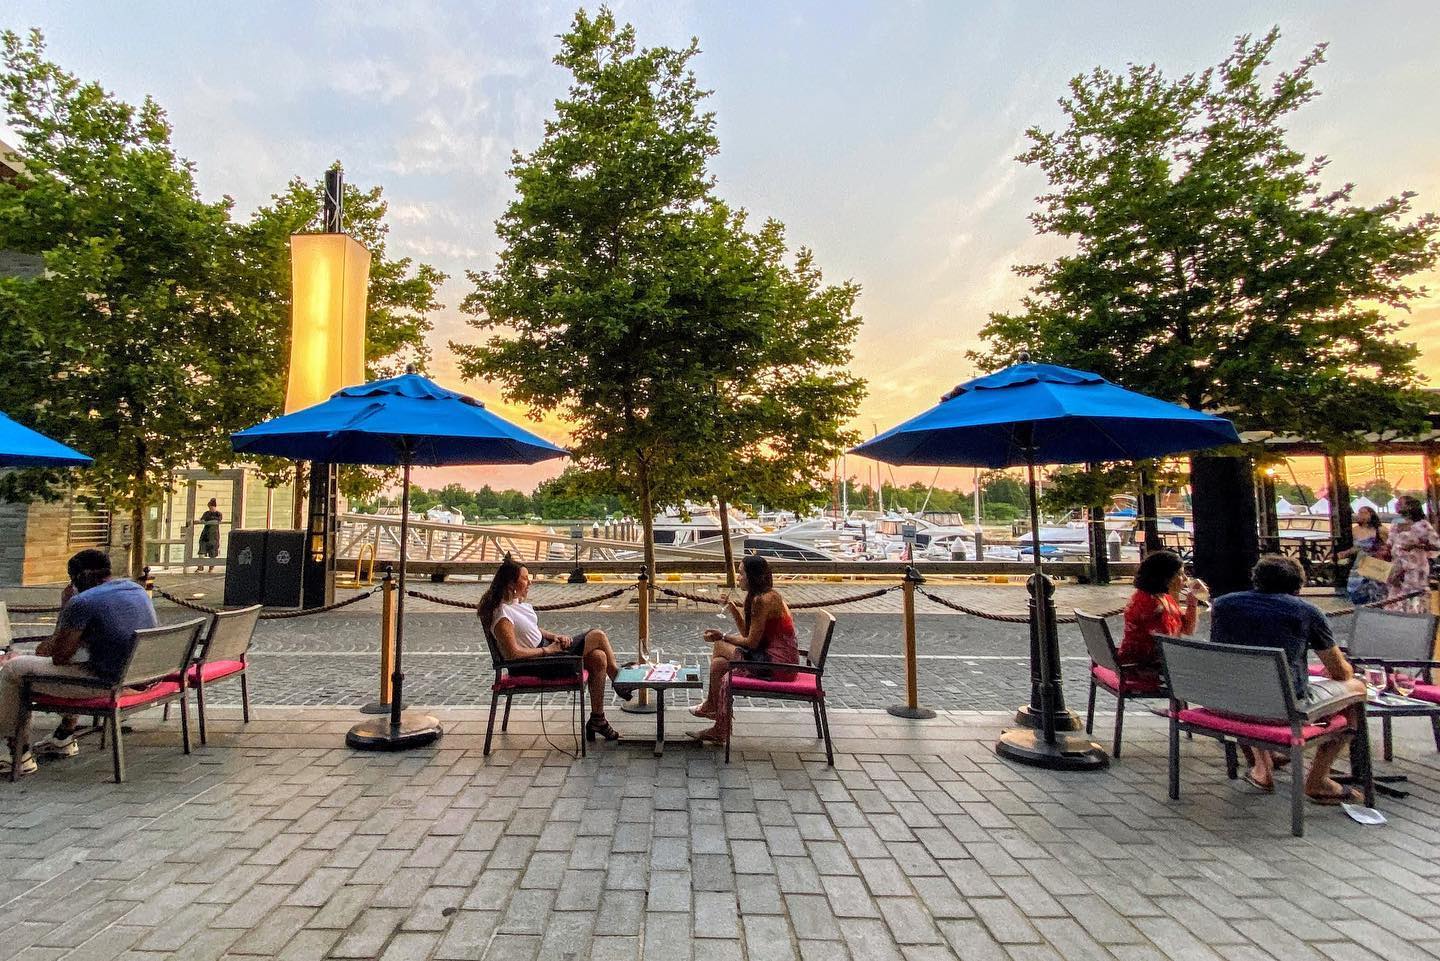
[{"left": 1388, "top": 496, "right": 1439, "bottom": 613}]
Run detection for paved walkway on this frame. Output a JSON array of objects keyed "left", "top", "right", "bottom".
[{"left": 4, "top": 705, "right": 1440, "bottom": 961}]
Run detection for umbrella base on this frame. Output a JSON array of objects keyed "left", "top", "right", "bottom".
[
  {"left": 995, "top": 728, "right": 1109, "bottom": 771},
  {"left": 346, "top": 712, "right": 444, "bottom": 751},
  {"left": 1011, "top": 704, "right": 1084, "bottom": 733},
  {"left": 359, "top": 700, "right": 407, "bottom": 715},
  {"left": 887, "top": 704, "right": 937, "bottom": 720}
]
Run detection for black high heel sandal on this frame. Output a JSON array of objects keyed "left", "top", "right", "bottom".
[{"left": 586, "top": 715, "right": 621, "bottom": 743}]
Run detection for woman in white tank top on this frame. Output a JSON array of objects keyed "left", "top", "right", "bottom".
[{"left": 479, "top": 556, "right": 630, "bottom": 742}]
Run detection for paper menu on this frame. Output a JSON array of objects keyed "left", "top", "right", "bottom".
[{"left": 645, "top": 664, "right": 678, "bottom": 683}]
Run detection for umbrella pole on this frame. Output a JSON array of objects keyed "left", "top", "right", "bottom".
[
  {"left": 995, "top": 447, "right": 1108, "bottom": 771},
  {"left": 391, "top": 461, "right": 410, "bottom": 729},
  {"left": 347, "top": 456, "right": 443, "bottom": 751}
]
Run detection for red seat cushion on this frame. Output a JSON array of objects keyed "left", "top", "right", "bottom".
[
  {"left": 1411, "top": 683, "right": 1440, "bottom": 705},
  {"left": 496, "top": 669, "right": 589, "bottom": 691},
  {"left": 33, "top": 681, "right": 182, "bottom": 712},
  {"left": 1176, "top": 707, "right": 1348, "bottom": 747},
  {"left": 165, "top": 660, "right": 246, "bottom": 685},
  {"left": 1092, "top": 665, "right": 1165, "bottom": 696},
  {"left": 730, "top": 672, "right": 820, "bottom": 699}
]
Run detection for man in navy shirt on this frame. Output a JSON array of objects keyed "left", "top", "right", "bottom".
[
  {"left": 0, "top": 549, "right": 157, "bottom": 776},
  {"left": 1210, "top": 554, "right": 1365, "bottom": 803}
]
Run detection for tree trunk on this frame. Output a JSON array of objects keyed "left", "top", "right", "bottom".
[
  {"left": 637, "top": 457, "right": 656, "bottom": 593},
  {"left": 128, "top": 500, "right": 145, "bottom": 579},
  {"left": 717, "top": 492, "right": 736, "bottom": 589},
  {"left": 1191, "top": 455, "right": 1260, "bottom": 597},
  {"left": 291, "top": 461, "right": 307, "bottom": 529}
]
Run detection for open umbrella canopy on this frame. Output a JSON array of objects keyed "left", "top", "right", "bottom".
[
  {"left": 0, "top": 411, "right": 92, "bottom": 468},
  {"left": 231, "top": 372, "right": 568, "bottom": 467},
  {"left": 853, "top": 362, "right": 1239, "bottom": 468}
]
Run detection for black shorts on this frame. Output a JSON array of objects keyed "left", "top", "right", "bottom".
[{"left": 508, "top": 630, "right": 592, "bottom": 679}]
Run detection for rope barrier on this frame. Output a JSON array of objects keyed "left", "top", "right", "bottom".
[
  {"left": 153, "top": 586, "right": 381, "bottom": 619},
  {"left": 655, "top": 584, "right": 900, "bottom": 610},
  {"left": 404, "top": 585, "right": 633, "bottom": 612},
  {"left": 914, "top": 585, "right": 1127, "bottom": 624}
]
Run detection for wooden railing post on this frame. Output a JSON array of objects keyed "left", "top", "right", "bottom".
[{"left": 887, "top": 566, "right": 936, "bottom": 720}]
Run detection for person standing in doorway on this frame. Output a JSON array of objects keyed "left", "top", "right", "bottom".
[
  {"left": 1388, "top": 495, "right": 1438, "bottom": 613},
  {"left": 197, "top": 498, "right": 223, "bottom": 573}
]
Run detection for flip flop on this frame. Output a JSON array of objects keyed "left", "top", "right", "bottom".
[
  {"left": 1243, "top": 772, "right": 1274, "bottom": 794},
  {"left": 1307, "top": 785, "right": 1363, "bottom": 806}
]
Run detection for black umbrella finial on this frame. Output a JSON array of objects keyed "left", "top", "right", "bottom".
[{"left": 1018, "top": 348, "right": 1032, "bottom": 364}]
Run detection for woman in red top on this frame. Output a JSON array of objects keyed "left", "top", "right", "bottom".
[
  {"left": 689, "top": 555, "right": 799, "bottom": 744},
  {"left": 1119, "top": 550, "right": 1203, "bottom": 672}
]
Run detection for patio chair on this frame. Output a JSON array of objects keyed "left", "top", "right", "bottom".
[
  {"left": 1158, "top": 633, "right": 1370, "bottom": 837},
  {"left": 725, "top": 611, "right": 836, "bottom": 766},
  {"left": 481, "top": 619, "right": 586, "bottom": 757},
  {"left": 1330, "top": 608, "right": 1440, "bottom": 757},
  {"left": 177, "top": 604, "right": 262, "bottom": 746},
  {"left": 13, "top": 617, "right": 208, "bottom": 783},
  {"left": 1076, "top": 610, "right": 1167, "bottom": 759}
]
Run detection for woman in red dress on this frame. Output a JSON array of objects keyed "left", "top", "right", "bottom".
[
  {"left": 1119, "top": 550, "right": 1203, "bottom": 676},
  {"left": 689, "top": 555, "right": 799, "bottom": 744}
]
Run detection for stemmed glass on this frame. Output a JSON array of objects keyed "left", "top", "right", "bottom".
[
  {"left": 1363, "top": 665, "right": 1388, "bottom": 697},
  {"left": 1391, "top": 668, "right": 1418, "bottom": 698},
  {"left": 716, "top": 592, "right": 732, "bottom": 620}
]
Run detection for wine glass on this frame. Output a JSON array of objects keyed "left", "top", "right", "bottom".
[
  {"left": 716, "top": 592, "right": 732, "bottom": 620},
  {"left": 1363, "top": 665, "right": 1387, "bottom": 696},
  {"left": 1391, "top": 669, "right": 1418, "bottom": 698}
]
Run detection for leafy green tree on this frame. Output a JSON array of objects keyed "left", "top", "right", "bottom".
[
  {"left": 0, "top": 30, "right": 252, "bottom": 573},
  {"left": 0, "top": 32, "right": 443, "bottom": 570},
  {"left": 976, "top": 29, "right": 1439, "bottom": 444},
  {"left": 689, "top": 230, "right": 865, "bottom": 579},
  {"left": 456, "top": 9, "right": 856, "bottom": 576}
]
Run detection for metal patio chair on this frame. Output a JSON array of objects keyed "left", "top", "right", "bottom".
[
  {"left": 481, "top": 619, "right": 586, "bottom": 757},
  {"left": 1158, "top": 633, "right": 1370, "bottom": 837},
  {"left": 725, "top": 611, "right": 836, "bottom": 766},
  {"left": 15, "top": 617, "right": 208, "bottom": 783},
  {"left": 1076, "top": 610, "right": 1167, "bottom": 759}
]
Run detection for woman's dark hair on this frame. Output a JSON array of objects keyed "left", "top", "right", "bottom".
[
  {"left": 479, "top": 555, "right": 525, "bottom": 629},
  {"left": 1400, "top": 497, "right": 1426, "bottom": 523},
  {"left": 1251, "top": 554, "right": 1304, "bottom": 595},
  {"left": 207, "top": 498, "right": 218, "bottom": 508},
  {"left": 1133, "top": 550, "right": 1183, "bottom": 595},
  {"left": 1355, "top": 505, "right": 1381, "bottom": 531},
  {"left": 741, "top": 554, "right": 775, "bottom": 627}
]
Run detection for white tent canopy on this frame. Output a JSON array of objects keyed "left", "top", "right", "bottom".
[
  {"left": 1275, "top": 497, "right": 1297, "bottom": 516},
  {"left": 1309, "top": 496, "right": 1331, "bottom": 516}
]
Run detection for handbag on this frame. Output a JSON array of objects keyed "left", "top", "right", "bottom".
[{"left": 1355, "top": 553, "right": 1394, "bottom": 583}]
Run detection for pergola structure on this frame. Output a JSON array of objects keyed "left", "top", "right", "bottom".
[{"left": 1242, "top": 413, "right": 1440, "bottom": 590}]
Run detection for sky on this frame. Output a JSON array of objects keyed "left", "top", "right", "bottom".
[{"left": 4, "top": 1, "right": 1439, "bottom": 496}]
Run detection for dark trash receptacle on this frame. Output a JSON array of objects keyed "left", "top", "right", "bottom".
[
  {"left": 262, "top": 530, "right": 305, "bottom": 608},
  {"left": 223, "top": 530, "right": 266, "bottom": 606}
]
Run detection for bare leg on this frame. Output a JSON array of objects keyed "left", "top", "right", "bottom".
[
  {"left": 1247, "top": 747, "right": 1274, "bottom": 789},
  {"left": 583, "top": 629, "right": 619, "bottom": 678},
  {"left": 585, "top": 649, "right": 608, "bottom": 715},
  {"left": 695, "top": 641, "right": 741, "bottom": 714}
]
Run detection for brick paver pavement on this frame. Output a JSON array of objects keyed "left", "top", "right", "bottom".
[{"left": 3, "top": 705, "right": 1439, "bottom": 961}]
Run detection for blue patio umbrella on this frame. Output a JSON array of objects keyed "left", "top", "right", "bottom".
[
  {"left": 0, "top": 411, "right": 93, "bottom": 468},
  {"left": 233, "top": 370, "right": 568, "bottom": 749},
  {"left": 854, "top": 356, "right": 1239, "bottom": 770}
]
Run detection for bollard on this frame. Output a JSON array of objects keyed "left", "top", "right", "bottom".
[
  {"left": 362, "top": 568, "right": 399, "bottom": 714},
  {"left": 623, "top": 566, "right": 657, "bottom": 714},
  {"left": 887, "top": 567, "right": 936, "bottom": 720}
]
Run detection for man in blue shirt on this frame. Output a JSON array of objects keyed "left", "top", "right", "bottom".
[
  {"left": 1210, "top": 554, "right": 1365, "bottom": 803},
  {"left": 0, "top": 549, "right": 157, "bottom": 777}
]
